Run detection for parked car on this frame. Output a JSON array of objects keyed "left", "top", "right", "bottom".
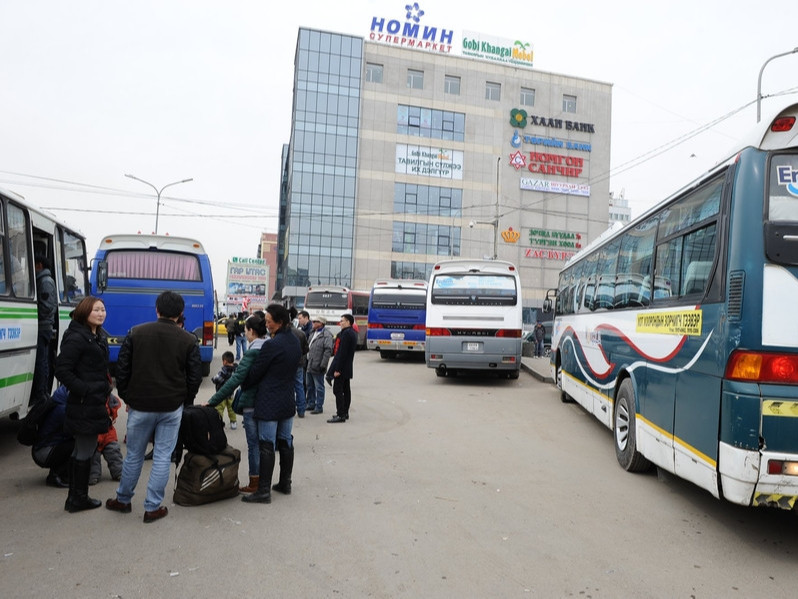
[{"left": 214, "top": 318, "right": 228, "bottom": 336}]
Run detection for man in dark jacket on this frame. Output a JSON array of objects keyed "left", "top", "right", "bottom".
[
  {"left": 32, "top": 254, "right": 57, "bottom": 404},
  {"left": 106, "top": 291, "right": 202, "bottom": 523},
  {"left": 326, "top": 313, "right": 357, "bottom": 423}
]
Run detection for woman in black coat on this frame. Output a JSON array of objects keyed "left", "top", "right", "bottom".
[{"left": 54, "top": 296, "right": 111, "bottom": 513}]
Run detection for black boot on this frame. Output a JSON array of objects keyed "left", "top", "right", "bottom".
[
  {"left": 272, "top": 437, "right": 294, "bottom": 495},
  {"left": 46, "top": 468, "right": 69, "bottom": 488},
  {"left": 242, "top": 441, "right": 275, "bottom": 504},
  {"left": 64, "top": 458, "right": 102, "bottom": 513}
]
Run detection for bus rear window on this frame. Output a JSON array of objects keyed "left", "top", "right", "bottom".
[
  {"left": 768, "top": 154, "right": 798, "bottom": 220},
  {"left": 305, "top": 291, "right": 348, "bottom": 309},
  {"left": 372, "top": 290, "right": 426, "bottom": 309},
  {"left": 107, "top": 251, "right": 201, "bottom": 281},
  {"left": 431, "top": 274, "right": 517, "bottom": 306}
]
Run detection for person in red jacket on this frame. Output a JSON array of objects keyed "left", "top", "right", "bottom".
[{"left": 89, "top": 394, "right": 123, "bottom": 485}]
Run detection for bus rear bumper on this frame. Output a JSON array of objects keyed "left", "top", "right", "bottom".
[
  {"left": 368, "top": 339, "right": 425, "bottom": 352},
  {"left": 425, "top": 353, "right": 520, "bottom": 371},
  {"left": 719, "top": 442, "right": 798, "bottom": 509}
]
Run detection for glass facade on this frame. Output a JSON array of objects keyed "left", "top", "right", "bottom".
[{"left": 283, "top": 29, "right": 363, "bottom": 287}]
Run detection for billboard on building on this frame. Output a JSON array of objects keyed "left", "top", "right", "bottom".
[
  {"left": 461, "top": 31, "right": 534, "bottom": 69},
  {"left": 226, "top": 257, "right": 269, "bottom": 312}
]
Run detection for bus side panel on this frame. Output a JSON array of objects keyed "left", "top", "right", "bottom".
[{"left": 0, "top": 305, "right": 37, "bottom": 417}]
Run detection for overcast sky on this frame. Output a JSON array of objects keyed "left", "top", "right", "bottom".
[{"left": 1, "top": 0, "right": 796, "bottom": 293}]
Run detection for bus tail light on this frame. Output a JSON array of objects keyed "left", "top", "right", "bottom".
[
  {"left": 767, "top": 460, "right": 798, "bottom": 476},
  {"left": 725, "top": 350, "right": 798, "bottom": 384},
  {"left": 369, "top": 323, "right": 384, "bottom": 329},
  {"left": 496, "top": 329, "right": 522, "bottom": 338},
  {"left": 426, "top": 327, "right": 450, "bottom": 336},
  {"left": 203, "top": 321, "right": 214, "bottom": 346},
  {"left": 412, "top": 324, "right": 426, "bottom": 330},
  {"left": 771, "top": 116, "right": 796, "bottom": 133}
]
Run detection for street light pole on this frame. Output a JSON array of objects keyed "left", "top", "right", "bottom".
[
  {"left": 124, "top": 174, "right": 194, "bottom": 234},
  {"left": 757, "top": 47, "right": 798, "bottom": 122}
]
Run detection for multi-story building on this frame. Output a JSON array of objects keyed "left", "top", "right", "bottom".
[{"left": 277, "top": 11, "right": 612, "bottom": 307}]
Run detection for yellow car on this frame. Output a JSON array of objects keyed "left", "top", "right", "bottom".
[{"left": 214, "top": 319, "right": 228, "bottom": 336}]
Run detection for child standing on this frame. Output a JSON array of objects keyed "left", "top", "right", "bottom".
[
  {"left": 211, "top": 351, "right": 238, "bottom": 429},
  {"left": 89, "top": 394, "right": 124, "bottom": 485}
]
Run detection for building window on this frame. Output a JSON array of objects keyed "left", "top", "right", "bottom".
[
  {"left": 520, "top": 87, "right": 535, "bottom": 107},
  {"left": 485, "top": 82, "right": 501, "bottom": 101},
  {"left": 366, "top": 63, "right": 383, "bottom": 83},
  {"left": 407, "top": 69, "right": 424, "bottom": 89},
  {"left": 394, "top": 183, "right": 462, "bottom": 217},
  {"left": 397, "top": 105, "right": 465, "bottom": 142},
  {"left": 563, "top": 94, "right": 577, "bottom": 113},
  {"left": 392, "top": 222, "right": 461, "bottom": 256},
  {"left": 444, "top": 75, "right": 460, "bottom": 95}
]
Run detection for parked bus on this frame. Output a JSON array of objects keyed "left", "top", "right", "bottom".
[
  {"left": 0, "top": 186, "right": 89, "bottom": 419},
  {"left": 89, "top": 234, "right": 215, "bottom": 376},
  {"left": 366, "top": 279, "right": 427, "bottom": 359},
  {"left": 303, "top": 286, "right": 369, "bottom": 348},
  {"left": 545, "top": 102, "right": 798, "bottom": 510},
  {"left": 425, "top": 259, "right": 523, "bottom": 378}
]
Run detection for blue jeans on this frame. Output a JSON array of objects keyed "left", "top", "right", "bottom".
[
  {"left": 535, "top": 339, "right": 545, "bottom": 357},
  {"left": 116, "top": 405, "right": 182, "bottom": 512},
  {"left": 242, "top": 409, "right": 259, "bottom": 475},
  {"left": 235, "top": 335, "right": 247, "bottom": 360},
  {"left": 306, "top": 371, "right": 325, "bottom": 410},
  {"left": 294, "top": 367, "right": 306, "bottom": 415},
  {"left": 256, "top": 417, "right": 293, "bottom": 450}
]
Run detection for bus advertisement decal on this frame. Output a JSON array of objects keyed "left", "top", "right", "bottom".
[{"left": 636, "top": 309, "right": 703, "bottom": 336}]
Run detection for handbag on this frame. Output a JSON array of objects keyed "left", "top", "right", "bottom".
[{"left": 231, "top": 388, "right": 243, "bottom": 415}]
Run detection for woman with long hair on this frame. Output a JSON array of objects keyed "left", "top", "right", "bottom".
[
  {"left": 240, "top": 304, "right": 301, "bottom": 504},
  {"left": 206, "top": 314, "right": 269, "bottom": 492},
  {"left": 54, "top": 296, "right": 111, "bottom": 513}
]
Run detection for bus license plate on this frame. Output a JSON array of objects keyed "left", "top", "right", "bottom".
[
  {"left": 465, "top": 342, "right": 481, "bottom": 352},
  {"left": 390, "top": 333, "right": 405, "bottom": 340}
]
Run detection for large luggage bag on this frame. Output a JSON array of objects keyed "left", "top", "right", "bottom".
[{"left": 173, "top": 445, "right": 240, "bottom": 506}]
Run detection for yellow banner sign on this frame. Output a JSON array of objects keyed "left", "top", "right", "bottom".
[{"left": 636, "top": 310, "right": 702, "bottom": 336}]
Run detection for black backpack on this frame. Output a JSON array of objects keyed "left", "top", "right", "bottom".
[
  {"left": 16, "top": 387, "right": 61, "bottom": 446},
  {"left": 178, "top": 405, "right": 228, "bottom": 457}
]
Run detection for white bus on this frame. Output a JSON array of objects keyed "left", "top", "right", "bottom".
[
  {"left": 425, "top": 259, "right": 523, "bottom": 379},
  {"left": 0, "top": 186, "right": 89, "bottom": 419}
]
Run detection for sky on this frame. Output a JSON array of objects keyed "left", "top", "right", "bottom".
[{"left": 0, "top": 0, "right": 796, "bottom": 296}]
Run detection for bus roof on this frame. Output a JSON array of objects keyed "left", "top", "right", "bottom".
[
  {"left": 431, "top": 259, "right": 519, "bottom": 275},
  {"left": 372, "top": 279, "right": 427, "bottom": 289},
  {"left": 97, "top": 234, "right": 206, "bottom": 254},
  {"left": 0, "top": 185, "right": 85, "bottom": 236}
]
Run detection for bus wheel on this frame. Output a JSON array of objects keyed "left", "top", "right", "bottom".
[
  {"left": 435, "top": 365, "right": 447, "bottom": 377},
  {"left": 614, "top": 379, "right": 652, "bottom": 472},
  {"left": 507, "top": 370, "right": 520, "bottom": 380},
  {"left": 202, "top": 361, "right": 211, "bottom": 377},
  {"left": 556, "top": 360, "right": 573, "bottom": 403},
  {"left": 380, "top": 350, "right": 396, "bottom": 360}
]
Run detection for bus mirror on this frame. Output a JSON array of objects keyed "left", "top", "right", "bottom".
[
  {"left": 542, "top": 298, "right": 552, "bottom": 313},
  {"left": 96, "top": 260, "right": 108, "bottom": 292}
]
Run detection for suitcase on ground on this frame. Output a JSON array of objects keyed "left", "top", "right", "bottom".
[{"left": 173, "top": 445, "right": 240, "bottom": 506}]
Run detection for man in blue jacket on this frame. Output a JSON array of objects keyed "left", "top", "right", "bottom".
[{"left": 327, "top": 313, "right": 357, "bottom": 424}]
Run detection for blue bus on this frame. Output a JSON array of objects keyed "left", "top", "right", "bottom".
[
  {"left": 90, "top": 234, "right": 215, "bottom": 376},
  {"left": 366, "top": 279, "right": 427, "bottom": 359},
  {"left": 546, "top": 102, "right": 798, "bottom": 510}
]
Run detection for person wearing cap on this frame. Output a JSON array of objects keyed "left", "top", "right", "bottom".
[{"left": 305, "top": 315, "right": 333, "bottom": 414}]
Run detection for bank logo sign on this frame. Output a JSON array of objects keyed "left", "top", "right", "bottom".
[{"left": 462, "top": 30, "right": 534, "bottom": 69}]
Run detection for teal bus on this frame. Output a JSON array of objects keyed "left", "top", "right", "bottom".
[
  {"left": 545, "top": 102, "right": 798, "bottom": 510},
  {"left": 90, "top": 234, "right": 215, "bottom": 376}
]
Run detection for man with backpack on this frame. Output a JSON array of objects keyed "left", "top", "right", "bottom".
[{"left": 106, "top": 291, "right": 202, "bottom": 523}]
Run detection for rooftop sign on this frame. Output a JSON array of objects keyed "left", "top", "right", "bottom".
[
  {"left": 369, "top": 3, "right": 453, "bottom": 54},
  {"left": 462, "top": 30, "right": 534, "bottom": 69}
]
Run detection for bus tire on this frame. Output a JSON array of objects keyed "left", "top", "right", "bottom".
[
  {"left": 614, "top": 379, "right": 652, "bottom": 472},
  {"left": 556, "top": 359, "right": 573, "bottom": 403},
  {"left": 380, "top": 350, "right": 396, "bottom": 360},
  {"left": 202, "top": 361, "right": 211, "bottom": 377},
  {"left": 508, "top": 370, "right": 520, "bottom": 380}
]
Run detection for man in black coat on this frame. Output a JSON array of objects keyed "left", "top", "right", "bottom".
[
  {"left": 106, "top": 291, "right": 202, "bottom": 523},
  {"left": 326, "top": 313, "right": 357, "bottom": 423}
]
